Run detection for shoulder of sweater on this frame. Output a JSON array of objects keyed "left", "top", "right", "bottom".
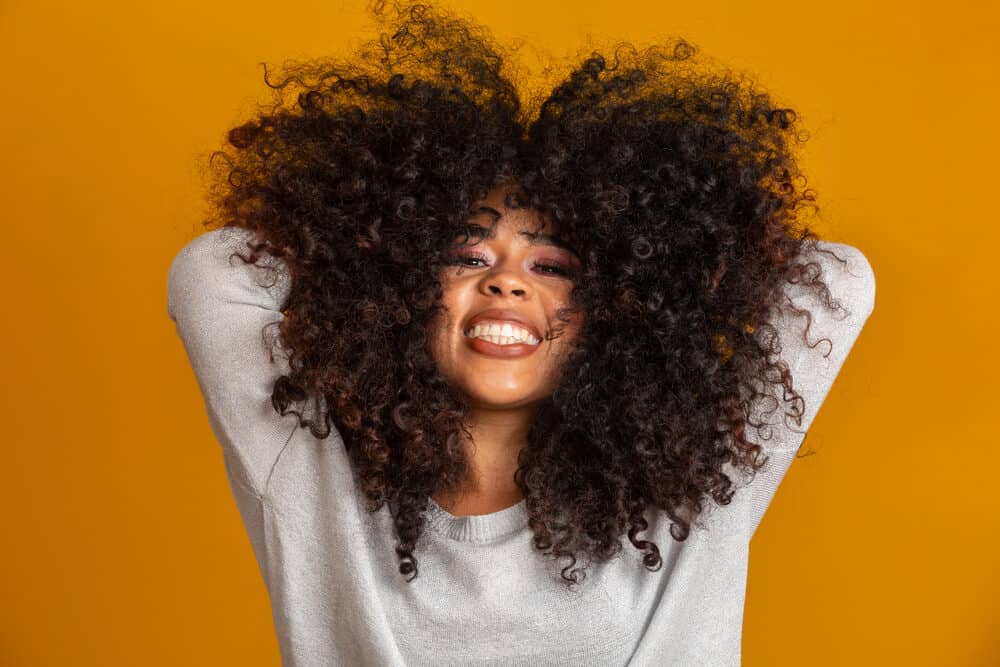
[
  {"left": 171, "top": 226, "right": 291, "bottom": 283},
  {"left": 167, "top": 226, "right": 292, "bottom": 319},
  {"left": 171, "top": 226, "right": 263, "bottom": 267},
  {"left": 802, "top": 239, "right": 877, "bottom": 322}
]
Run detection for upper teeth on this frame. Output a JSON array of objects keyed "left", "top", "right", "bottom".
[{"left": 464, "top": 322, "right": 540, "bottom": 345}]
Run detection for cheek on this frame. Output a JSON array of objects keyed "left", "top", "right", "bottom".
[
  {"left": 547, "top": 291, "right": 584, "bottom": 338},
  {"left": 436, "top": 274, "right": 462, "bottom": 309},
  {"left": 427, "top": 298, "right": 463, "bottom": 373},
  {"left": 549, "top": 315, "right": 586, "bottom": 372},
  {"left": 428, "top": 307, "right": 454, "bottom": 349},
  {"left": 551, "top": 320, "right": 583, "bottom": 356}
]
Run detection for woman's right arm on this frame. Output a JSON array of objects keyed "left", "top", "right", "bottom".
[{"left": 166, "top": 227, "right": 301, "bottom": 499}]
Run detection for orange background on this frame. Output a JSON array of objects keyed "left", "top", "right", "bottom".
[{"left": 4, "top": 0, "right": 997, "bottom": 664}]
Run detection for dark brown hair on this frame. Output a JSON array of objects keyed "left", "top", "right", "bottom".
[{"left": 203, "top": 0, "right": 845, "bottom": 586}]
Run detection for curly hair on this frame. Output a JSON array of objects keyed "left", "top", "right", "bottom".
[{"left": 201, "top": 0, "right": 846, "bottom": 586}]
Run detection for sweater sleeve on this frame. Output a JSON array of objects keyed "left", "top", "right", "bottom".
[
  {"left": 746, "top": 240, "right": 876, "bottom": 538},
  {"left": 166, "top": 226, "right": 301, "bottom": 498}
]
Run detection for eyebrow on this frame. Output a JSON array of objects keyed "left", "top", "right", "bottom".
[{"left": 464, "top": 206, "right": 576, "bottom": 252}]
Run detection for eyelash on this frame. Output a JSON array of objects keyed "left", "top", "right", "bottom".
[{"left": 449, "top": 251, "right": 572, "bottom": 277}]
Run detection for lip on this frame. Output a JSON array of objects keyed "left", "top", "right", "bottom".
[
  {"left": 464, "top": 335, "right": 539, "bottom": 358},
  {"left": 464, "top": 308, "right": 543, "bottom": 341}
]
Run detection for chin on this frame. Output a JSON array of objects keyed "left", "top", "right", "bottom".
[{"left": 461, "top": 385, "right": 541, "bottom": 410}]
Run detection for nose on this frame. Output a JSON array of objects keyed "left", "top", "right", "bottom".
[{"left": 480, "top": 265, "right": 531, "bottom": 298}]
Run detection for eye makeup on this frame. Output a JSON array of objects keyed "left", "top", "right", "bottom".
[{"left": 446, "top": 248, "right": 576, "bottom": 278}]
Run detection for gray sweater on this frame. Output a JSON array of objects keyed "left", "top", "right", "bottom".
[{"left": 166, "top": 226, "right": 875, "bottom": 666}]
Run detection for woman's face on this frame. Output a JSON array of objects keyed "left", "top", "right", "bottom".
[{"left": 429, "top": 183, "right": 584, "bottom": 410}]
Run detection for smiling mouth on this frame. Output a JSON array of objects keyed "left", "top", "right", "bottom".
[
  {"left": 462, "top": 324, "right": 541, "bottom": 347},
  {"left": 464, "top": 335, "right": 540, "bottom": 359},
  {"left": 462, "top": 323, "right": 543, "bottom": 358}
]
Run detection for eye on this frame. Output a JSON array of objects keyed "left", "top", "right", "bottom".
[
  {"left": 448, "top": 251, "right": 489, "bottom": 268},
  {"left": 533, "top": 261, "right": 572, "bottom": 277},
  {"left": 447, "top": 251, "right": 574, "bottom": 278}
]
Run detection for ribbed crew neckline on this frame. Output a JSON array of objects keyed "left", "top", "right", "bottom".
[{"left": 425, "top": 496, "right": 529, "bottom": 543}]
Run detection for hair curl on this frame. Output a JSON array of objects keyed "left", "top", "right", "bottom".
[{"left": 202, "top": 0, "right": 846, "bottom": 586}]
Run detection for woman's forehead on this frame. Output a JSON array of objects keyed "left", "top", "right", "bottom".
[
  {"left": 470, "top": 184, "right": 556, "bottom": 235},
  {"left": 467, "top": 205, "right": 550, "bottom": 235}
]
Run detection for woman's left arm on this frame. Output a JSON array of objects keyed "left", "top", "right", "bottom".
[{"left": 746, "top": 241, "right": 877, "bottom": 538}]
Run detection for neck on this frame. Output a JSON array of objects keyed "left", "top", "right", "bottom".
[{"left": 432, "top": 403, "right": 535, "bottom": 516}]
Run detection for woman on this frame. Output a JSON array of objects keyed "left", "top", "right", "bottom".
[{"left": 166, "top": 1, "right": 875, "bottom": 664}]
